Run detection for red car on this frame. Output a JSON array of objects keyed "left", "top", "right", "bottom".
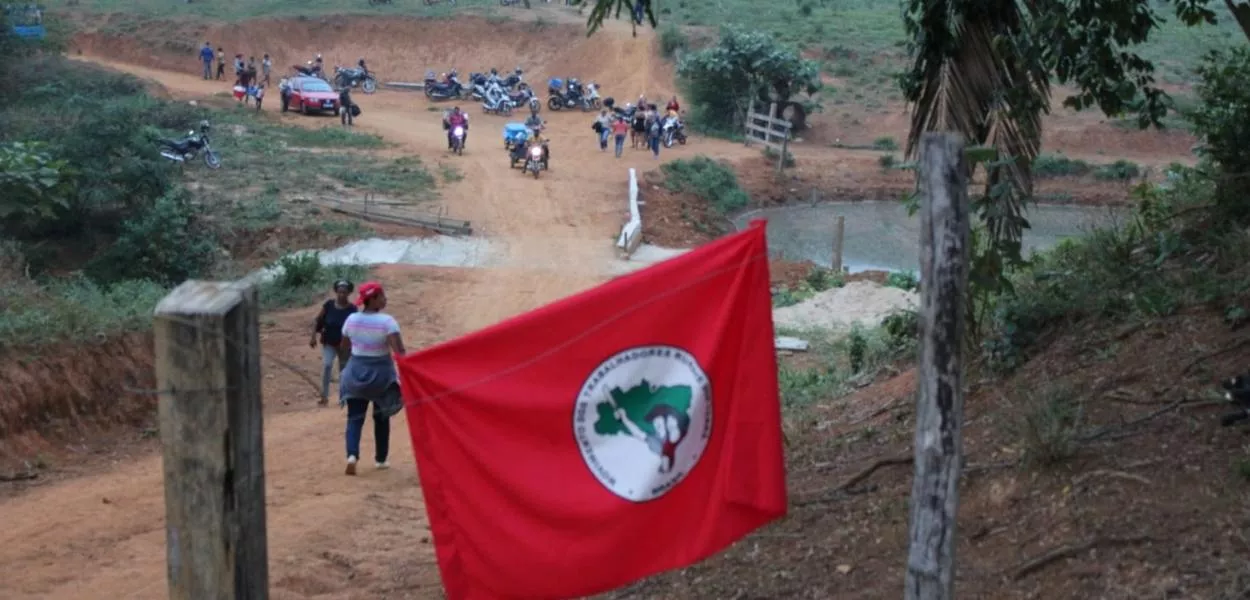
[{"left": 282, "top": 76, "right": 341, "bottom": 115}]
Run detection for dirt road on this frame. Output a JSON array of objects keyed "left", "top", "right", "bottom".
[{"left": 0, "top": 25, "right": 745, "bottom": 598}]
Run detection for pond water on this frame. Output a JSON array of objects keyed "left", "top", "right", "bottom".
[{"left": 734, "top": 201, "right": 1126, "bottom": 273}]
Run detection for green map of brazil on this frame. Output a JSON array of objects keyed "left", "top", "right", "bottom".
[{"left": 594, "top": 379, "right": 692, "bottom": 438}]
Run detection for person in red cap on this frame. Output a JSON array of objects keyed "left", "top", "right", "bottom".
[{"left": 337, "top": 281, "right": 408, "bottom": 475}]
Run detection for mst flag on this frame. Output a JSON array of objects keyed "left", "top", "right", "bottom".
[{"left": 396, "top": 221, "right": 786, "bottom": 600}]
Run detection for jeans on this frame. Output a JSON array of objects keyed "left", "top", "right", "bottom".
[
  {"left": 341, "top": 103, "right": 353, "bottom": 126},
  {"left": 345, "top": 397, "right": 390, "bottom": 463},
  {"left": 599, "top": 128, "right": 610, "bottom": 150},
  {"left": 649, "top": 135, "right": 660, "bottom": 156},
  {"left": 321, "top": 343, "right": 350, "bottom": 401},
  {"left": 202, "top": 60, "right": 212, "bottom": 79},
  {"left": 614, "top": 134, "right": 626, "bottom": 157}
]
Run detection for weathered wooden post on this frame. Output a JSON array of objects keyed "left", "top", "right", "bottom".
[
  {"left": 904, "top": 132, "right": 969, "bottom": 600},
  {"left": 154, "top": 280, "right": 269, "bottom": 600},
  {"left": 831, "top": 215, "right": 845, "bottom": 273},
  {"left": 744, "top": 98, "right": 755, "bottom": 146}
]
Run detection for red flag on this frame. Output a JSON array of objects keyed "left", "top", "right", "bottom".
[{"left": 396, "top": 221, "right": 786, "bottom": 600}]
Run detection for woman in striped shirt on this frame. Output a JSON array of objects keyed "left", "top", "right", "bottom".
[{"left": 339, "top": 281, "right": 408, "bottom": 475}]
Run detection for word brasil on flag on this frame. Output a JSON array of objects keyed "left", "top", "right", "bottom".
[{"left": 575, "top": 345, "right": 713, "bottom": 502}]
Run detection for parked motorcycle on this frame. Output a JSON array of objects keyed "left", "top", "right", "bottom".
[
  {"left": 334, "top": 66, "right": 378, "bottom": 94},
  {"left": 424, "top": 75, "right": 466, "bottom": 100},
  {"left": 292, "top": 61, "right": 326, "bottom": 80},
  {"left": 451, "top": 125, "right": 466, "bottom": 155},
  {"left": 158, "top": 120, "right": 221, "bottom": 169},
  {"left": 662, "top": 115, "right": 687, "bottom": 147},
  {"left": 547, "top": 81, "right": 601, "bottom": 112},
  {"left": 482, "top": 84, "right": 515, "bottom": 116}
]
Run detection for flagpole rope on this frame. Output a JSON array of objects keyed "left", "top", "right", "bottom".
[
  {"left": 400, "top": 249, "right": 770, "bottom": 406},
  {"left": 137, "top": 249, "right": 771, "bottom": 409}
]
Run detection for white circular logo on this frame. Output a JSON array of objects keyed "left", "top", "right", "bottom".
[{"left": 573, "top": 345, "right": 713, "bottom": 502}]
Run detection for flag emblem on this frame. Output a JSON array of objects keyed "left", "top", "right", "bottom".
[{"left": 574, "top": 345, "right": 713, "bottom": 502}]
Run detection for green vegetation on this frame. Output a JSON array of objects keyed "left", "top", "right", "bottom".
[
  {"left": 660, "top": 156, "right": 751, "bottom": 215},
  {"left": 0, "top": 29, "right": 420, "bottom": 349},
  {"left": 1013, "top": 383, "right": 1084, "bottom": 468},
  {"left": 1031, "top": 154, "right": 1144, "bottom": 181},
  {"left": 258, "top": 253, "right": 370, "bottom": 311},
  {"left": 773, "top": 265, "right": 843, "bottom": 308},
  {"left": 658, "top": 24, "right": 688, "bottom": 59},
  {"left": 676, "top": 27, "right": 820, "bottom": 135},
  {"left": 45, "top": 0, "right": 497, "bottom": 21},
  {"left": 776, "top": 311, "right": 917, "bottom": 406}
]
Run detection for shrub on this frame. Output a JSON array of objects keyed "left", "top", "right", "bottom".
[
  {"left": 85, "top": 190, "right": 219, "bottom": 285},
  {"left": 871, "top": 136, "right": 898, "bottom": 151},
  {"left": 1190, "top": 46, "right": 1250, "bottom": 220},
  {"left": 659, "top": 24, "right": 688, "bottom": 59},
  {"left": 1092, "top": 159, "right": 1141, "bottom": 181},
  {"left": 661, "top": 156, "right": 750, "bottom": 214},
  {"left": 885, "top": 270, "right": 919, "bottom": 291},
  {"left": 1032, "top": 153, "right": 1091, "bottom": 178},
  {"left": 677, "top": 27, "right": 820, "bottom": 134},
  {"left": 259, "top": 253, "right": 370, "bottom": 311},
  {"left": 0, "top": 276, "right": 169, "bottom": 350},
  {"left": 1014, "top": 384, "right": 1083, "bottom": 468}
]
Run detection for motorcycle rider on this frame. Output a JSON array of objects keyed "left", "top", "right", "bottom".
[
  {"left": 666, "top": 95, "right": 680, "bottom": 114},
  {"left": 357, "top": 58, "right": 369, "bottom": 75},
  {"left": 524, "top": 109, "right": 544, "bottom": 136},
  {"left": 445, "top": 106, "right": 469, "bottom": 150}
]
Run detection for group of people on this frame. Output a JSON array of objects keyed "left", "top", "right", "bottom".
[
  {"left": 198, "top": 41, "right": 272, "bottom": 108},
  {"left": 311, "top": 279, "right": 407, "bottom": 475},
  {"left": 593, "top": 94, "right": 681, "bottom": 158}
]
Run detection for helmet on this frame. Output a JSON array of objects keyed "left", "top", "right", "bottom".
[
  {"left": 453, "top": 106, "right": 460, "bottom": 112},
  {"left": 316, "top": 53, "right": 322, "bottom": 60},
  {"left": 490, "top": 67, "right": 498, "bottom": 75},
  {"left": 358, "top": 58, "right": 365, "bottom": 65},
  {"left": 198, "top": 120, "right": 211, "bottom": 132},
  {"left": 515, "top": 66, "right": 522, "bottom": 74},
  {"left": 569, "top": 78, "right": 579, "bottom": 84}
]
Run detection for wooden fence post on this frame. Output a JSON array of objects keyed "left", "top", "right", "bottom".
[
  {"left": 744, "top": 98, "right": 754, "bottom": 146},
  {"left": 154, "top": 280, "right": 269, "bottom": 600},
  {"left": 831, "top": 215, "right": 845, "bottom": 273},
  {"left": 904, "top": 132, "right": 969, "bottom": 600}
]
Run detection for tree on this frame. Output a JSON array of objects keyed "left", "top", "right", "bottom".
[{"left": 676, "top": 27, "right": 821, "bottom": 133}]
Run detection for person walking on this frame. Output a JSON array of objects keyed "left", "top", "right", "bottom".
[
  {"left": 647, "top": 110, "right": 662, "bottom": 158},
  {"left": 215, "top": 47, "right": 225, "bottom": 80},
  {"left": 611, "top": 115, "right": 629, "bottom": 158},
  {"left": 261, "top": 53, "right": 272, "bottom": 86},
  {"left": 340, "top": 86, "right": 354, "bottom": 127},
  {"left": 199, "top": 42, "right": 214, "bottom": 80},
  {"left": 594, "top": 109, "right": 612, "bottom": 151},
  {"left": 311, "top": 280, "right": 358, "bottom": 406},
  {"left": 338, "top": 281, "right": 407, "bottom": 475}
]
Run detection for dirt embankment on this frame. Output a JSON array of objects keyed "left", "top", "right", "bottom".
[
  {"left": 70, "top": 13, "right": 676, "bottom": 100},
  {"left": 0, "top": 335, "right": 156, "bottom": 474}
]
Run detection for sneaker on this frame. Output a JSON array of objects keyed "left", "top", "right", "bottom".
[
  {"left": 375, "top": 462, "right": 389, "bottom": 470},
  {"left": 345, "top": 455, "right": 358, "bottom": 476}
]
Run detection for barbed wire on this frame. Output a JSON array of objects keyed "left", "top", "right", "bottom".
[{"left": 134, "top": 248, "right": 769, "bottom": 409}]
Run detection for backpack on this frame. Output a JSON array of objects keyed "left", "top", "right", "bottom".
[{"left": 350, "top": 104, "right": 362, "bottom": 117}]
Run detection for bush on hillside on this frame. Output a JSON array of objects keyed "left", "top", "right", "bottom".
[
  {"left": 660, "top": 156, "right": 750, "bottom": 214},
  {"left": 1190, "top": 46, "right": 1250, "bottom": 220},
  {"left": 677, "top": 27, "right": 820, "bottom": 135},
  {"left": 659, "top": 24, "right": 688, "bottom": 59},
  {"left": 85, "top": 190, "right": 219, "bottom": 285}
]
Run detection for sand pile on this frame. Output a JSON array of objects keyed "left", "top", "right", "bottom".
[{"left": 773, "top": 280, "right": 918, "bottom": 331}]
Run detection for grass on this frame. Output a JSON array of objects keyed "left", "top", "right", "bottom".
[
  {"left": 0, "top": 278, "right": 169, "bottom": 351},
  {"left": 48, "top": 0, "right": 500, "bottom": 22},
  {"left": 773, "top": 265, "right": 844, "bottom": 308},
  {"left": 775, "top": 315, "right": 917, "bottom": 407},
  {"left": 204, "top": 107, "right": 436, "bottom": 212},
  {"left": 258, "top": 253, "right": 371, "bottom": 311},
  {"left": 1032, "top": 153, "right": 1144, "bottom": 180}
]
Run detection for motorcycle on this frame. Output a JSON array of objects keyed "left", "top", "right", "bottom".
[
  {"left": 507, "top": 86, "right": 541, "bottom": 113},
  {"left": 292, "top": 61, "right": 326, "bottom": 80},
  {"left": 524, "top": 144, "right": 544, "bottom": 179},
  {"left": 333, "top": 66, "right": 378, "bottom": 94},
  {"left": 158, "top": 122, "right": 221, "bottom": 169},
  {"left": 424, "top": 75, "right": 466, "bottom": 100},
  {"left": 451, "top": 125, "right": 466, "bottom": 155},
  {"left": 482, "top": 84, "right": 515, "bottom": 116},
  {"left": 662, "top": 116, "right": 687, "bottom": 147},
  {"left": 547, "top": 82, "right": 601, "bottom": 112}
]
